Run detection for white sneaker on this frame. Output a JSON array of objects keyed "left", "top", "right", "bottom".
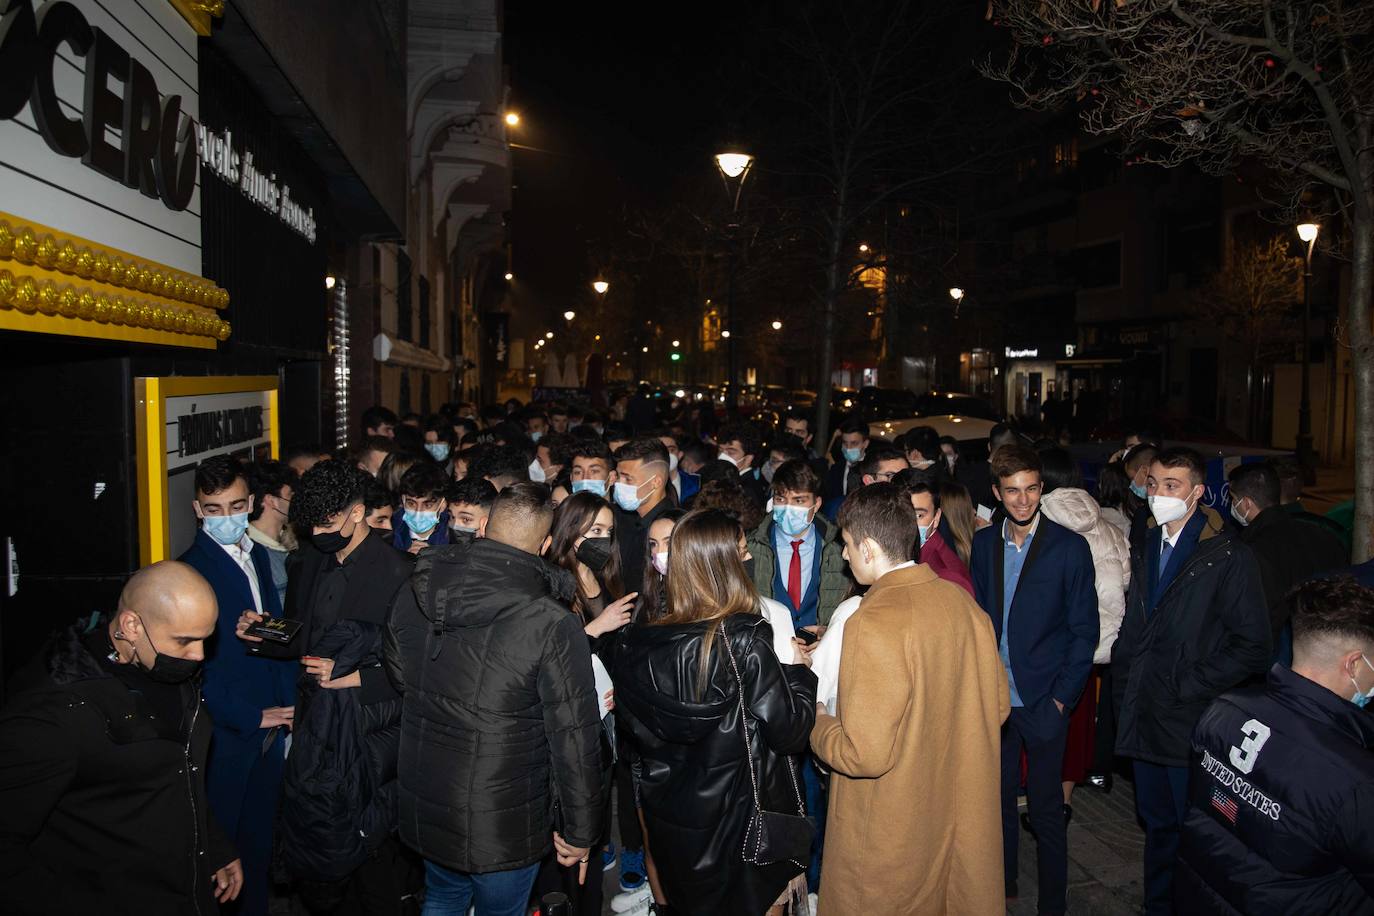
[
  {"left": 610, "top": 886, "right": 653, "bottom": 913},
  {"left": 808, "top": 892, "right": 819, "bottom": 914}
]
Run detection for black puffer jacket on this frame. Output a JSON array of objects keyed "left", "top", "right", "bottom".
[
  {"left": 1176, "top": 665, "right": 1374, "bottom": 915},
  {"left": 384, "top": 537, "right": 607, "bottom": 873},
  {"left": 614, "top": 614, "right": 817, "bottom": 916},
  {"left": 0, "top": 620, "right": 235, "bottom": 915},
  {"left": 280, "top": 619, "right": 401, "bottom": 884},
  {"left": 1112, "top": 507, "right": 1271, "bottom": 766}
]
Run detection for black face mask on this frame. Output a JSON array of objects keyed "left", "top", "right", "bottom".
[
  {"left": 313, "top": 516, "right": 360, "bottom": 554},
  {"left": 576, "top": 536, "right": 614, "bottom": 573},
  {"left": 1007, "top": 505, "right": 1041, "bottom": 528},
  {"left": 133, "top": 616, "right": 201, "bottom": 684}
]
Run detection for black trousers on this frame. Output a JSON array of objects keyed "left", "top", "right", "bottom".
[
  {"left": 300, "top": 836, "right": 420, "bottom": 916},
  {"left": 1001, "top": 699, "right": 1071, "bottom": 915},
  {"left": 1091, "top": 664, "right": 1117, "bottom": 775}
]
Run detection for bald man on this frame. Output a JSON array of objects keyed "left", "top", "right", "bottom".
[{"left": 0, "top": 561, "right": 243, "bottom": 914}]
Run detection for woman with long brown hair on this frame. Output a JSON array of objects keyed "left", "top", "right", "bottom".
[
  {"left": 614, "top": 509, "right": 817, "bottom": 916},
  {"left": 937, "top": 479, "right": 977, "bottom": 568},
  {"left": 548, "top": 492, "right": 639, "bottom": 638}
]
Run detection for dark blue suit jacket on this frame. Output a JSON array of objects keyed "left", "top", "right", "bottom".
[
  {"left": 970, "top": 514, "right": 1099, "bottom": 713},
  {"left": 180, "top": 528, "right": 296, "bottom": 835}
]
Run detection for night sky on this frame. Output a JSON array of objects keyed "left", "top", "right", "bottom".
[{"left": 503, "top": 2, "right": 764, "bottom": 327}]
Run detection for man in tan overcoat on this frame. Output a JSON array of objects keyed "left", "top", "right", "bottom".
[{"left": 811, "top": 483, "right": 1010, "bottom": 915}]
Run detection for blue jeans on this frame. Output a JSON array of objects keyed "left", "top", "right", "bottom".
[{"left": 421, "top": 860, "right": 540, "bottom": 916}]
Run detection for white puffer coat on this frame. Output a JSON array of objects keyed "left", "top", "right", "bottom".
[{"left": 1041, "top": 487, "right": 1131, "bottom": 663}]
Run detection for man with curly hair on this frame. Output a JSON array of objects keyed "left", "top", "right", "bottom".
[{"left": 237, "top": 461, "right": 416, "bottom": 911}]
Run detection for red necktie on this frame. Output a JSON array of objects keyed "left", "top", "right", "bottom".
[{"left": 788, "top": 540, "right": 804, "bottom": 610}]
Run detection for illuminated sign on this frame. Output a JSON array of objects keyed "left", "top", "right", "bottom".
[
  {"left": 1004, "top": 347, "right": 1039, "bottom": 359},
  {"left": 196, "top": 124, "right": 319, "bottom": 243}
]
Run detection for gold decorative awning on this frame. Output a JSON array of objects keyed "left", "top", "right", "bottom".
[
  {"left": 0, "top": 212, "right": 230, "bottom": 350},
  {"left": 167, "top": 0, "right": 225, "bottom": 37}
]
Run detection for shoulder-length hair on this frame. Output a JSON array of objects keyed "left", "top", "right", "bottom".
[
  {"left": 658, "top": 508, "right": 760, "bottom": 698},
  {"left": 549, "top": 491, "right": 624, "bottom": 619}
]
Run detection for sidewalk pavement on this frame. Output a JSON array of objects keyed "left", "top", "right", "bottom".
[{"left": 1008, "top": 783, "right": 1145, "bottom": 916}]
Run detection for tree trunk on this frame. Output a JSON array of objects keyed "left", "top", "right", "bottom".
[
  {"left": 1349, "top": 210, "right": 1373, "bottom": 562},
  {"left": 814, "top": 191, "right": 849, "bottom": 451}
]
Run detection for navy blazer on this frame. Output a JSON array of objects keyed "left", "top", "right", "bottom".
[{"left": 970, "top": 514, "right": 1099, "bottom": 711}]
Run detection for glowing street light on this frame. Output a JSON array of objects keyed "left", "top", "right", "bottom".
[
  {"left": 504, "top": 272, "right": 513, "bottom": 281},
  {"left": 858, "top": 243, "right": 870, "bottom": 253},
  {"left": 1297, "top": 223, "right": 1320, "bottom": 243},
  {"left": 1295, "top": 222, "right": 1322, "bottom": 481},
  {"left": 324, "top": 275, "right": 336, "bottom": 290},
  {"left": 592, "top": 279, "right": 609, "bottom": 295},
  {"left": 563, "top": 310, "right": 576, "bottom": 321},
  {"left": 641, "top": 346, "right": 649, "bottom": 353},
  {"left": 504, "top": 112, "right": 521, "bottom": 127},
  {"left": 671, "top": 339, "right": 681, "bottom": 347},
  {"left": 948, "top": 287, "right": 965, "bottom": 302},
  {"left": 714, "top": 152, "right": 754, "bottom": 179},
  {"left": 721, "top": 330, "right": 731, "bottom": 339},
  {"left": 771, "top": 320, "right": 782, "bottom": 330},
  {"left": 545, "top": 331, "right": 554, "bottom": 339}
]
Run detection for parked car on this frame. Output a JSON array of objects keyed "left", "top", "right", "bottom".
[{"left": 914, "top": 391, "right": 1001, "bottom": 422}]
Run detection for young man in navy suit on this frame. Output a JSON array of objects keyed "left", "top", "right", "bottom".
[
  {"left": 970, "top": 444, "right": 1098, "bottom": 915},
  {"left": 180, "top": 455, "right": 296, "bottom": 916}
]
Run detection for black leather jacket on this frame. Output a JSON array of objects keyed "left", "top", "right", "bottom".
[{"left": 614, "top": 614, "right": 817, "bottom": 916}]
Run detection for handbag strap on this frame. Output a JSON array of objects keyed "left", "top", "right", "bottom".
[{"left": 716, "top": 620, "right": 806, "bottom": 818}]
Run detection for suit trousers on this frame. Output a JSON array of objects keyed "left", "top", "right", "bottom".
[
  {"left": 1001, "top": 700, "right": 1070, "bottom": 914},
  {"left": 1132, "top": 760, "right": 1189, "bottom": 916}
]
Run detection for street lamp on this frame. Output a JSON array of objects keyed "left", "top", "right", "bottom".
[
  {"left": 505, "top": 112, "right": 520, "bottom": 127},
  {"left": 771, "top": 320, "right": 782, "bottom": 331},
  {"left": 858, "top": 243, "right": 870, "bottom": 254},
  {"left": 504, "top": 272, "right": 513, "bottom": 281},
  {"left": 672, "top": 339, "right": 681, "bottom": 347},
  {"left": 1296, "top": 222, "right": 1320, "bottom": 483},
  {"left": 592, "top": 279, "right": 609, "bottom": 295},
  {"left": 563, "top": 310, "right": 576, "bottom": 321},
  {"left": 949, "top": 287, "right": 966, "bottom": 318},
  {"left": 545, "top": 331, "right": 554, "bottom": 340},
  {"left": 715, "top": 149, "right": 755, "bottom": 413}
]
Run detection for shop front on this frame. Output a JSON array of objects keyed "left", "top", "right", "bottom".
[
  {"left": 0, "top": 0, "right": 359, "bottom": 678},
  {"left": 1001, "top": 343, "right": 1072, "bottom": 422}
]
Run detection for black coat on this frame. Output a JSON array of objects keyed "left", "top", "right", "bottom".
[
  {"left": 1112, "top": 508, "right": 1272, "bottom": 767},
  {"left": 279, "top": 619, "right": 402, "bottom": 886},
  {"left": 384, "top": 537, "right": 607, "bottom": 873},
  {"left": 0, "top": 622, "right": 235, "bottom": 915},
  {"left": 614, "top": 614, "right": 817, "bottom": 916},
  {"left": 1240, "top": 505, "right": 1347, "bottom": 640},
  {"left": 1176, "top": 665, "right": 1374, "bottom": 915}
]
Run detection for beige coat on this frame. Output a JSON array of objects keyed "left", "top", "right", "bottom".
[{"left": 811, "top": 563, "right": 1009, "bottom": 916}]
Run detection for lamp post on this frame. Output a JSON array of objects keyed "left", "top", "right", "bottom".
[
  {"left": 715, "top": 151, "right": 754, "bottom": 415},
  {"left": 948, "top": 287, "right": 965, "bottom": 319},
  {"left": 1296, "top": 222, "right": 1320, "bottom": 483}
]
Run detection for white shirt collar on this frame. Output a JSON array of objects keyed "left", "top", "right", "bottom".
[{"left": 1001, "top": 512, "right": 1041, "bottom": 550}]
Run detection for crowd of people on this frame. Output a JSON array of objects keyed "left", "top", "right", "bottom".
[{"left": 1, "top": 394, "right": 1371, "bottom": 916}]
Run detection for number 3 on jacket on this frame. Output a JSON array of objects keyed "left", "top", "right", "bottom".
[{"left": 1228, "top": 718, "right": 1271, "bottom": 775}]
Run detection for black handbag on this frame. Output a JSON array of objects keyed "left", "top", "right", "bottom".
[{"left": 718, "top": 621, "right": 816, "bottom": 867}]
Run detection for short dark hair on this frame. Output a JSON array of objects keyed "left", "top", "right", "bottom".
[
  {"left": 784, "top": 411, "right": 812, "bottom": 431},
  {"left": 1228, "top": 462, "right": 1280, "bottom": 510},
  {"left": 398, "top": 460, "right": 450, "bottom": 500},
  {"left": 353, "top": 434, "right": 396, "bottom": 464},
  {"left": 1124, "top": 443, "right": 1160, "bottom": 475},
  {"left": 903, "top": 478, "right": 941, "bottom": 510},
  {"left": 540, "top": 431, "right": 575, "bottom": 468},
  {"left": 1039, "top": 448, "right": 1082, "bottom": 493},
  {"left": 682, "top": 439, "right": 718, "bottom": 465},
  {"left": 1291, "top": 576, "right": 1374, "bottom": 655},
  {"left": 858, "top": 442, "right": 906, "bottom": 479},
  {"left": 717, "top": 421, "right": 763, "bottom": 460},
  {"left": 615, "top": 437, "right": 670, "bottom": 467},
  {"left": 362, "top": 476, "right": 396, "bottom": 513},
  {"left": 282, "top": 443, "right": 324, "bottom": 464},
  {"left": 548, "top": 403, "right": 569, "bottom": 419},
  {"left": 988, "top": 423, "right": 1019, "bottom": 451},
  {"left": 450, "top": 476, "right": 498, "bottom": 510},
  {"left": 837, "top": 481, "right": 919, "bottom": 563},
  {"left": 568, "top": 437, "right": 613, "bottom": 464},
  {"left": 361, "top": 405, "right": 398, "bottom": 431},
  {"left": 195, "top": 455, "right": 248, "bottom": 497},
  {"left": 768, "top": 437, "right": 806, "bottom": 464},
  {"left": 469, "top": 443, "right": 531, "bottom": 485},
  {"left": 1125, "top": 425, "right": 1162, "bottom": 448},
  {"left": 486, "top": 481, "right": 555, "bottom": 549},
  {"left": 839, "top": 418, "right": 870, "bottom": 439},
  {"left": 990, "top": 444, "right": 1042, "bottom": 483},
  {"left": 291, "top": 460, "right": 369, "bottom": 529},
  {"left": 772, "top": 459, "right": 822, "bottom": 498},
  {"left": 1154, "top": 446, "right": 1206, "bottom": 486},
  {"left": 901, "top": 426, "right": 940, "bottom": 462},
  {"left": 247, "top": 460, "right": 296, "bottom": 521}
]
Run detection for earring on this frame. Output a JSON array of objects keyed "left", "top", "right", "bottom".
[{"left": 114, "top": 630, "right": 127, "bottom": 640}]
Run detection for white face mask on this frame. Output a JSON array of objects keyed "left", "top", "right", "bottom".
[
  {"left": 668, "top": 452, "right": 679, "bottom": 474},
  {"left": 1229, "top": 499, "right": 1249, "bottom": 527},
  {"left": 651, "top": 551, "right": 669, "bottom": 576},
  {"left": 1149, "top": 490, "right": 1196, "bottom": 526},
  {"left": 528, "top": 458, "right": 547, "bottom": 483}
]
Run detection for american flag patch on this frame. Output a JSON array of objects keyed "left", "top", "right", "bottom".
[{"left": 1211, "top": 787, "right": 1239, "bottom": 824}]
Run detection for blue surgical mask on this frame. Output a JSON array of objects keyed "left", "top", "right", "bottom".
[
  {"left": 203, "top": 512, "right": 249, "bottom": 546},
  {"left": 1130, "top": 481, "right": 1147, "bottom": 499},
  {"left": 918, "top": 523, "right": 932, "bottom": 547},
  {"left": 403, "top": 508, "right": 440, "bottom": 535},
  {"left": 530, "top": 430, "right": 544, "bottom": 443},
  {"left": 614, "top": 479, "right": 647, "bottom": 512},
  {"left": 772, "top": 504, "right": 813, "bottom": 538},
  {"left": 842, "top": 447, "right": 863, "bottom": 464},
  {"left": 1351, "top": 654, "right": 1374, "bottom": 708},
  {"left": 425, "top": 442, "right": 450, "bottom": 462},
  {"left": 572, "top": 479, "right": 607, "bottom": 497}
]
